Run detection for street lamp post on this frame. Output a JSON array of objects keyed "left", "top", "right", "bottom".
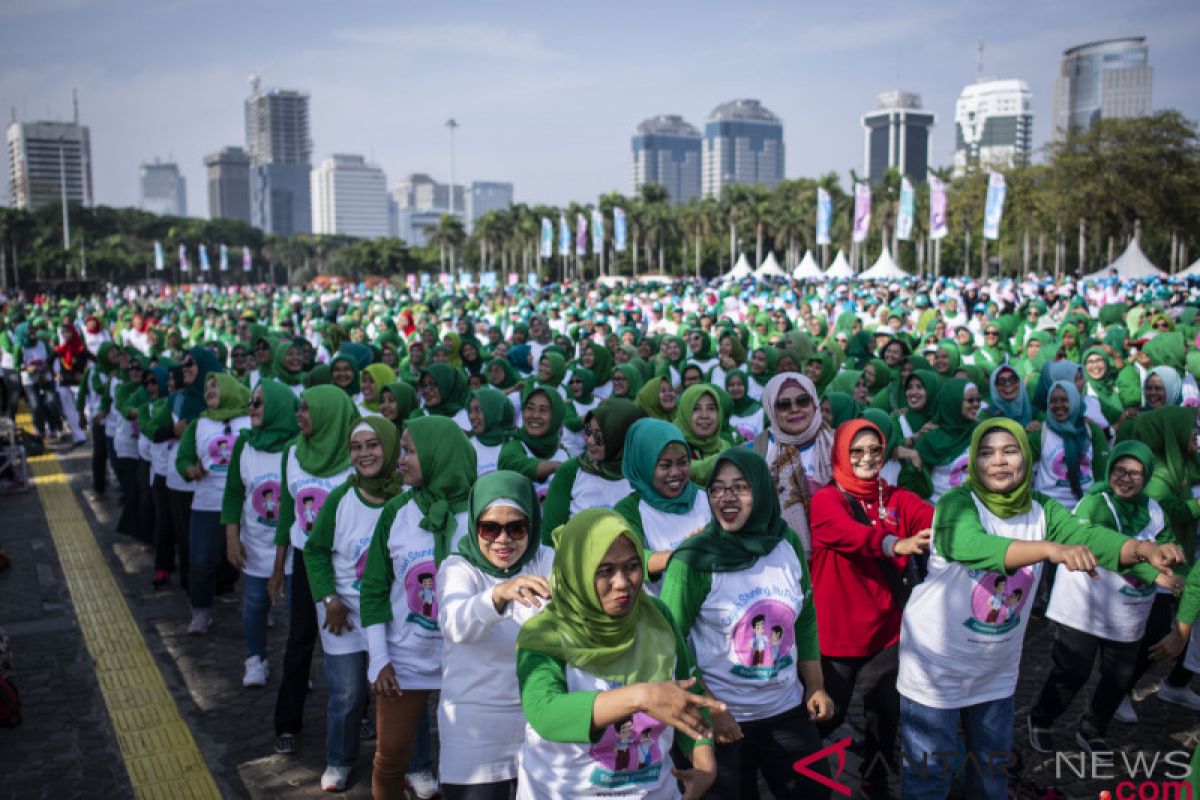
[{"left": 446, "top": 118, "right": 459, "bottom": 218}]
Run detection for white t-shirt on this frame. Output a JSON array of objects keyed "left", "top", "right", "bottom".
[
  {"left": 928, "top": 447, "right": 971, "bottom": 504},
  {"left": 313, "top": 486, "right": 385, "bottom": 655},
  {"left": 638, "top": 492, "right": 712, "bottom": 597},
  {"left": 235, "top": 442, "right": 290, "bottom": 579},
  {"left": 472, "top": 439, "right": 503, "bottom": 476},
  {"left": 569, "top": 471, "right": 632, "bottom": 515},
  {"left": 189, "top": 416, "right": 251, "bottom": 511},
  {"left": 729, "top": 408, "right": 765, "bottom": 441},
  {"left": 1033, "top": 426, "right": 1094, "bottom": 508},
  {"left": 283, "top": 445, "right": 354, "bottom": 552}
]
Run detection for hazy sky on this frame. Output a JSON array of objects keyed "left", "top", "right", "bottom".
[{"left": 2, "top": 0, "right": 1198, "bottom": 215}]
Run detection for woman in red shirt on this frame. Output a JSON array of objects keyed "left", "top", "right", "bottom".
[{"left": 809, "top": 418, "right": 934, "bottom": 800}]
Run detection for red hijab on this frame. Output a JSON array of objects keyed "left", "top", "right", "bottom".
[{"left": 831, "top": 418, "right": 886, "bottom": 501}]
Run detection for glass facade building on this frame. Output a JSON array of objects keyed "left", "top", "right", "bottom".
[
  {"left": 702, "top": 100, "right": 784, "bottom": 197},
  {"left": 953, "top": 79, "right": 1033, "bottom": 176},
  {"left": 1053, "top": 37, "right": 1151, "bottom": 139},
  {"left": 631, "top": 115, "right": 701, "bottom": 204},
  {"left": 861, "top": 91, "right": 935, "bottom": 184}
]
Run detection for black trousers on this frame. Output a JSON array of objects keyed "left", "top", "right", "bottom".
[
  {"left": 152, "top": 475, "right": 174, "bottom": 573},
  {"left": 1131, "top": 593, "right": 1193, "bottom": 692},
  {"left": 819, "top": 644, "right": 899, "bottom": 785},
  {"left": 166, "top": 488, "right": 193, "bottom": 590},
  {"left": 441, "top": 781, "right": 516, "bottom": 800},
  {"left": 275, "top": 547, "right": 317, "bottom": 736},
  {"left": 114, "top": 456, "right": 140, "bottom": 537},
  {"left": 135, "top": 459, "right": 155, "bottom": 546},
  {"left": 706, "top": 704, "right": 831, "bottom": 799},
  {"left": 22, "top": 383, "right": 62, "bottom": 436},
  {"left": 1030, "top": 622, "right": 1140, "bottom": 734},
  {"left": 90, "top": 420, "right": 107, "bottom": 493}
]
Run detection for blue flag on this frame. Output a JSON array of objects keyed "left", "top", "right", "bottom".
[
  {"left": 613, "top": 207, "right": 627, "bottom": 252},
  {"left": 539, "top": 217, "right": 553, "bottom": 259},
  {"left": 816, "top": 188, "right": 832, "bottom": 246}
]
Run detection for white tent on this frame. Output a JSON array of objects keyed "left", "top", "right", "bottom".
[
  {"left": 824, "top": 249, "right": 855, "bottom": 279},
  {"left": 1182, "top": 257, "right": 1200, "bottom": 276},
  {"left": 1082, "top": 237, "right": 1167, "bottom": 281},
  {"left": 791, "top": 250, "right": 823, "bottom": 279},
  {"left": 859, "top": 247, "right": 908, "bottom": 280},
  {"left": 755, "top": 252, "right": 788, "bottom": 279},
  {"left": 725, "top": 253, "right": 754, "bottom": 281}
]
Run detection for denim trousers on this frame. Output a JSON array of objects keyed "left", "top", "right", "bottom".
[
  {"left": 187, "top": 510, "right": 225, "bottom": 610},
  {"left": 899, "top": 694, "right": 1014, "bottom": 800},
  {"left": 706, "top": 703, "right": 831, "bottom": 799},
  {"left": 323, "top": 650, "right": 369, "bottom": 768},
  {"left": 243, "top": 574, "right": 291, "bottom": 660}
]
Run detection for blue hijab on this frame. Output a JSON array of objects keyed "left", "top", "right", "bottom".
[
  {"left": 1044, "top": 380, "right": 1091, "bottom": 499},
  {"left": 621, "top": 418, "right": 699, "bottom": 514},
  {"left": 987, "top": 365, "right": 1034, "bottom": 426}
]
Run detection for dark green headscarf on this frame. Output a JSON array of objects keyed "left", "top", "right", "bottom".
[
  {"left": 471, "top": 387, "right": 516, "bottom": 447},
  {"left": 329, "top": 352, "right": 362, "bottom": 395},
  {"left": 406, "top": 415, "right": 477, "bottom": 565},
  {"left": 487, "top": 357, "right": 522, "bottom": 391},
  {"left": 294, "top": 385, "right": 361, "bottom": 477},
  {"left": 422, "top": 363, "right": 467, "bottom": 417},
  {"left": 966, "top": 418, "right": 1032, "bottom": 518},
  {"left": 535, "top": 351, "right": 568, "bottom": 389},
  {"left": 347, "top": 415, "right": 405, "bottom": 499},
  {"left": 381, "top": 381, "right": 418, "bottom": 432},
  {"left": 244, "top": 379, "right": 299, "bottom": 453},
  {"left": 569, "top": 366, "right": 596, "bottom": 404},
  {"left": 826, "top": 391, "right": 863, "bottom": 428},
  {"left": 271, "top": 339, "right": 308, "bottom": 387},
  {"left": 579, "top": 398, "right": 645, "bottom": 479},
  {"left": 584, "top": 342, "right": 614, "bottom": 386},
  {"left": 1084, "top": 440, "right": 1155, "bottom": 537},
  {"left": 724, "top": 369, "right": 761, "bottom": 417},
  {"left": 915, "top": 377, "right": 978, "bottom": 467},
  {"left": 612, "top": 363, "right": 645, "bottom": 400},
  {"left": 748, "top": 346, "right": 779, "bottom": 388},
  {"left": 518, "top": 386, "right": 566, "bottom": 458},
  {"left": 458, "top": 470, "right": 542, "bottom": 579},
  {"left": 175, "top": 346, "right": 224, "bottom": 421}
]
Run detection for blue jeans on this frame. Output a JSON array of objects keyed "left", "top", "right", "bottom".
[
  {"left": 323, "top": 650, "right": 369, "bottom": 768},
  {"left": 410, "top": 703, "right": 433, "bottom": 772},
  {"left": 899, "top": 694, "right": 1014, "bottom": 800},
  {"left": 243, "top": 574, "right": 291, "bottom": 659},
  {"left": 187, "top": 510, "right": 224, "bottom": 610}
]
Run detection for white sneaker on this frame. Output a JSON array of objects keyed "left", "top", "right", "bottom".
[
  {"left": 1113, "top": 695, "right": 1138, "bottom": 724},
  {"left": 1157, "top": 683, "right": 1200, "bottom": 711},
  {"left": 321, "top": 765, "right": 351, "bottom": 792},
  {"left": 242, "top": 656, "right": 269, "bottom": 687},
  {"left": 407, "top": 769, "right": 438, "bottom": 799},
  {"left": 187, "top": 608, "right": 213, "bottom": 635}
]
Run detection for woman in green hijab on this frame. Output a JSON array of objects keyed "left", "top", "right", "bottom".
[
  {"left": 563, "top": 366, "right": 599, "bottom": 457},
  {"left": 329, "top": 351, "right": 362, "bottom": 398},
  {"left": 825, "top": 368, "right": 868, "bottom": 406},
  {"left": 1119, "top": 407, "right": 1200, "bottom": 558},
  {"left": 724, "top": 368, "right": 765, "bottom": 441},
  {"left": 674, "top": 384, "right": 735, "bottom": 485},
  {"left": 610, "top": 362, "right": 645, "bottom": 401},
  {"left": 913, "top": 377, "right": 981, "bottom": 502},
  {"left": 467, "top": 387, "right": 516, "bottom": 476},
  {"left": 662, "top": 448, "right": 830, "bottom": 798},
  {"left": 417, "top": 364, "right": 471, "bottom": 432},
  {"left": 303, "top": 414, "right": 404, "bottom": 791},
  {"left": 746, "top": 345, "right": 779, "bottom": 401},
  {"left": 359, "top": 363, "right": 397, "bottom": 415},
  {"left": 931, "top": 341, "right": 962, "bottom": 378},
  {"left": 805, "top": 351, "right": 837, "bottom": 397},
  {"left": 580, "top": 340, "right": 615, "bottom": 398},
  {"left": 436, "top": 470, "right": 555, "bottom": 795},
  {"left": 219, "top": 378, "right": 300, "bottom": 686},
  {"left": 378, "top": 381, "right": 418, "bottom": 435},
  {"left": 498, "top": 386, "right": 570, "bottom": 497},
  {"left": 542, "top": 398, "right": 646, "bottom": 537},
  {"left": 516, "top": 508, "right": 720, "bottom": 798},
  {"left": 271, "top": 339, "right": 309, "bottom": 394},
  {"left": 822, "top": 391, "right": 864, "bottom": 429},
  {"left": 528, "top": 351, "right": 569, "bottom": 400},
  {"left": 635, "top": 375, "right": 679, "bottom": 422}
]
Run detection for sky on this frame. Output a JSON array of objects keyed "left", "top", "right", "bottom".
[{"left": 2, "top": 0, "right": 1199, "bottom": 216}]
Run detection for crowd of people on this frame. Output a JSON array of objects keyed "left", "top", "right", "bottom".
[{"left": 3, "top": 269, "right": 1200, "bottom": 799}]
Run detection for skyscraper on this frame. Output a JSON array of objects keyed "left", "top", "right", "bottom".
[
  {"left": 1053, "top": 38, "right": 1152, "bottom": 140},
  {"left": 6, "top": 119, "right": 93, "bottom": 210},
  {"left": 702, "top": 99, "right": 784, "bottom": 197},
  {"left": 139, "top": 159, "right": 187, "bottom": 217},
  {"left": 392, "top": 173, "right": 464, "bottom": 246},
  {"left": 204, "top": 146, "right": 251, "bottom": 224},
  {"left": 953, "top": 80, "right": 1033, "bottom": 177},
  {"left": 465, "top": 181, "right": 514, "bottom": 231},
  {"left": 632, "top": 115, "right": 702, "bottom": 204},
  {"left": 310, "top": 154, "right": 390, "bottom": 239},
  {"left": 245, "top": 76, "right": 312, "bottom": 235},
  {"left": 861, "top": 91, "right": 935, "bottom": 184}
]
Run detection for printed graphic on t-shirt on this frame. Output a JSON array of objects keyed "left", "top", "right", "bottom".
[
  {"left": 587, "top": 710, "right": 666, "bottom": 788},
  {"left": 1049, "top": 449, "right": 1092, "bottom": 485},
  {"left": 1119, "top": 573, "right": 1156, "bottom": 598},
  {"left": 404, "top": 561, "right": 439, "bottom": 631},
  {"left": 729, "top": 599, "right": 795, "bottom": 678},
  {"left": 207, "top": 429, "right": 236, "bottom": 472},
  {"left": 294, "top": 488, "right": 330, "bottom": 535},
  {"left": 948, "top": 453, "right": 970, "bottom": 489},
  {"left": 251, "top": 480, "right": 281, "bottom": 526},
  {"left": 965, "top": 568, "right": 1034, "bottom": 634},
  {"left": 350, "top": 535, "right": 372, "bottom": 592}
]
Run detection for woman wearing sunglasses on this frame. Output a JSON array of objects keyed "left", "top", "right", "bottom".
[
  {"left": 360, "top": 415, "right": 476, "bottom": 799},
  {"left": 219, "top": 379, "right": 300, "bottom": 688},
  {"left": 436, "top": 470, "right": 554, "bottom": 799}
]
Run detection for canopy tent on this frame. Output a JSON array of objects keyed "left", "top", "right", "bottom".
[
  {"left": 1182, "top": 257, "right": 1200, "bottom": 276},
  {"left": 791, "top": 250, "right": 824, "bottom": 279},
  {"left": 755, "top": 252, "right": 788, "bottom": 279},
  {"left": 824, "top": 250, "right": 855, "bottom": 279},
  {"left": 859, "top": 247, "right": 908, "bottom": 280},
  {"left": 725, "top": 253, "right": 754, "bottom": 281},
  {"left": 1082, "top": 237, "right": 1167, "bottom": 281}
]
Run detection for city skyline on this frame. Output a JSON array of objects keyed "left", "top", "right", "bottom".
[{"left": 1, "top": 0, "right": 1198, "bottom": 216}]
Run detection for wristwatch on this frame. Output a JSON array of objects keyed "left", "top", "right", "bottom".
[{"left": 322, "top": 594, "right": 337, "bottom": 606}]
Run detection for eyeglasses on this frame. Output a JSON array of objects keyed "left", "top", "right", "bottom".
[
  {"left": 849, "top": 445, "right": 884, "bottom": 461},
  {"left": 1155, "top": 322, "right": 1172, "bottom": 331},
  {"left": 707, "top": 482, "right": 752, "bottom": 499},
  {"left": 477, "top": 520, "right": 530, "bottom": 541},
  {"left": 587, "top": 428, "right": 606, "bottom": 445},
  {"left": 774, "top": 395, "right": 813, "bottom": 411},
  {"left": 1111, "top": 467, "right": 1145, "bottom": 482},
  {"left": 985, "top": 330, "right": 1000, "bottom": 337},
  {"left": 994, "top": 374, "right": 1019, "bottom": 387},
  {"left": 250, "top": 397, "right": 263, "bottom": 409}
]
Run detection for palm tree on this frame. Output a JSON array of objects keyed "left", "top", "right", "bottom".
[
  {"left": 426, "top": 214, "right": 466, "bottom": 271},
  {"left": 678, "top": 198, "right": 716, "bottom": 279},
  {"left": 719, "top": 184, "right": 754, "bottom": 271}
]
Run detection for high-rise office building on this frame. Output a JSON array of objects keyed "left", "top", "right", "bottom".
[
  {"left": 1053, "top": 37, "right": 1152, "bottom": 140},
  {"left": 311, "top": 154, "right": 390, "bottom": 239},
  {"left": 139, "top": 159, "right": 187, "bottom": 216},
  {"left": 861, "top": 91, "right": 935, "bottom": 184},
  {"left": 465, "top": 181, "right": 514, "bottom": 231},
  {"left": 245, "top": 76, "right": 312, "bottom": 235},
  {"left": 953, "top": 80, "right": 1033, "bottom": 177},
  {"left": 702, "top": 99, "right": 784, "bottom": 197},
  {"left": 6, "top": 119, "right": 93, "bottom": 210},
  {"left": 392, "top": 173, "right": 464, "bottom": 246},
  {"left": 204, "top": 146, "right": 251, "bottom": 224},
  {"left": 632, "top": 115, "right": 702, "bottom": 204}
]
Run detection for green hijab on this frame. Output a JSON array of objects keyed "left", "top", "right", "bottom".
[
  {"left": 347, "top": 415, "right": 406, "bottom": 499},
  {"left": 621, "top": 418, "right": 698, "bottom": 514},
  {"left": 1144, "top": 331, "right": 1187, "bottom": 373},
  {"left": 966, "top": 418, "right": 1032, "bottom": 518},
  {"left": 569, "top": 366, "right": 597, "bottom": 404},
  {"left": 458, "top": 470, "right": 542, "bottom": 579},
  {"left": 518, "top": 386, "right": 567, "bottom": 458},
  {"left": 584, "top": 343, "right": 614, "bottom": 386},
  {"left": 487, "top": 357, "right": 522, "bottom": 391},
  {"left": 330, "top": 352, "right": 362, "bottom": 395},
  {"left": 612, "top": 363, "right": 645, "bottom": 400},
  {"left": 1126, "top": 406, "right": 1199, "bottom": 494},
  {"left": 294, "top": 385, "right": 361, "bottom": 477},
  {"left": 826, "top": 368, "right": 863, "bottom": 398},
  {"left": 865, "top": 358, "right": 892, "bottom": 396},
  {"left": 914, "top": 377, "right": 978, "bottom": 467},
  {"left": 406, "top": 415, "right": 477, "bottom": 565},
  {"left": 471, "top": 387, "right": 516, "bottom": 447},
  {"left": 635, "top": 376, "right": 675, "bottom": 422},
  {"left": 825, "top": 391, "right": 863, "bottom": 428},
  {"left": 536, "top": 351, "right": 568, "bottom": 388},
  {"left": 271, "top": 339, "right": 308, "bottom": 387},
  {"left": 244, "top": 379, "right": 300, "bottom": 453},
  {"left": 1085, "top": 440, "right": 1155, "bottom": 537},
  {"left": 201, "top": 373, "right": 251, "bottom": 421},
  {"left": 934, "top": 341, "right": 962, "bottom": 376},
  {"left": 422, "top": 364, "right": 467, "bottom": 417},
  {"left": 360, "top": 363, "right": 397, "bottom": 413},
  {"left": 516, "top": 508, "right": 676, "bottom": 685},
  {"left": 381, "top": 381, "right": 419, "bottom": 432},
  {"left": 808, "top": 352, "right": 836, "bottom": 395},
  {"left": 748, "top": 346, "right": 780, "bottom": 388},
  {"left": 672, "top": 448, "right": 787, "bottom": 572},
  {"left": 580, "top": 398, "right": 646, "bottom": 479},
  {"left": 674, "top": 384, "right": 727, "bottom": 459},
  {"left": 724, "top": 369, "right": 761, "bottom": 417}
]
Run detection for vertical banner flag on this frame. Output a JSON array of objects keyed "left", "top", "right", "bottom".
[
  {"left": 929, "top": 174, "right": 948, "bottom": 240},
  {"left": 816, "top": 188, "right": 832, "bottom": 246},
  {"left": 983, "top": 171, "right": 1007, "bottom": 241},
  {"left": 242, "top": 246, "right": 252, "bottom": 272},
  {"left": 558, "top": 214, "right": 570, "bottom": 257},
  {"left": 896, "top": 177, "right": 915, "bottom": 241},
  {"left": 406, "top": 273, "right": 418, "bottom": 292},
  {"left": 179, "top": 244, "right": 189, "bottom": 272},
  {"left": 154, "top": 241, "right": 164, "bottom": 272},
  {"left": 539, "top": 217, "right": 553, "bottom": 259},
  {"left": 613, "top": 207, "right": 627, "bottom": 252},
  {"left": 199, "top": 244, "right": 211, "bottom": 272},
  {"left": 219, "top": 243, "right": 229, "bottom": 272},
  {"left": 575, "top": 213, "right": 588, "bottom": 256},
  {"left": 507, "top": 272, "right": 519, "bottom": 286},
  {"left": 852, "top": 183, "right": 872, "bottom": 243},
  {"left": 591, "top": 209, "right": 604, "bottom": 254}
]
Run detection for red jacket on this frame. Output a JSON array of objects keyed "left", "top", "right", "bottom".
[{"left": 809, "top": 482, "right": 934, "bottom": 657}]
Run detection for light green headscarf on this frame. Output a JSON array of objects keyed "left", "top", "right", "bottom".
[
  {"left": 361, "top": 363, "right": 397, "bottom": 413},
  {"left": 458, "top": 470, "right": 542, "bottom": 579},
  {"left": 635, "top": 376, "right": 675, "bottom": 422},
  {"left": 201, "top": 373, "right": 251, "bottom": 421},
  {"left": 295, "top": 385, "right": 361, "bottom": 477},
  {"left": 244, "top": 379, "right": 299, "bottom": 453},
  {"left": 966, "top": 418, "right": 1032, "bottom": 518},
  {"left": 674, "top": 384, "right": 729, "bottom": 459},
  {"left": 1083, "top": 440, "right": 1155, "bottom": 537}
]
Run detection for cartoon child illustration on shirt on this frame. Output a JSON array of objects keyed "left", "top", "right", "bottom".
[
  {"left": 999, "top": 588, "right": 1024, "bottom": 625},
  {"left": 985, "top": 576, "right": 1008, "bottom": 624},
  {"left": 637, "top": 730, "right": 654, "bottom": 770},
  {"left": 216, "top": 439, "right": 231, "bottom": 465},
  {"left": 613, "top": 717, "right": 635, "bottom": 772},
  {"left": 750, "top": 615, "right": 768, "bottom": 666},
  {"left": 302, "top": 495, "right": 317, "bottom": 533},
  {"left": 769, "top": 626, "right": 785, "bottom": 666},
  {"left": 262, "top": 487, "right": 276, "bottom": 521},
  {"left": 418, "top": 573, "right": 435, "bottom": 618}
]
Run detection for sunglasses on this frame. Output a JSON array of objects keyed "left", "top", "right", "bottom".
[
  {"left": 250, "top": 396, "right": 263, "bottom": 409},
  {"left": 849, "top": 445, "right": 884, "bottom": 460},
  {"left": 477, "top": 520, "right": 530, "bottom": 542},
  {"left": 774, "top": 395, "right": 813, "bottom": 411},
  {"left": 182, "top": 359, "right": 196, "bottom": 368}
]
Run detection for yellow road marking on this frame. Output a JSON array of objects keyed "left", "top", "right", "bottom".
[{"left": 28, "top": 451, "right": 221, "bottom": 799}]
